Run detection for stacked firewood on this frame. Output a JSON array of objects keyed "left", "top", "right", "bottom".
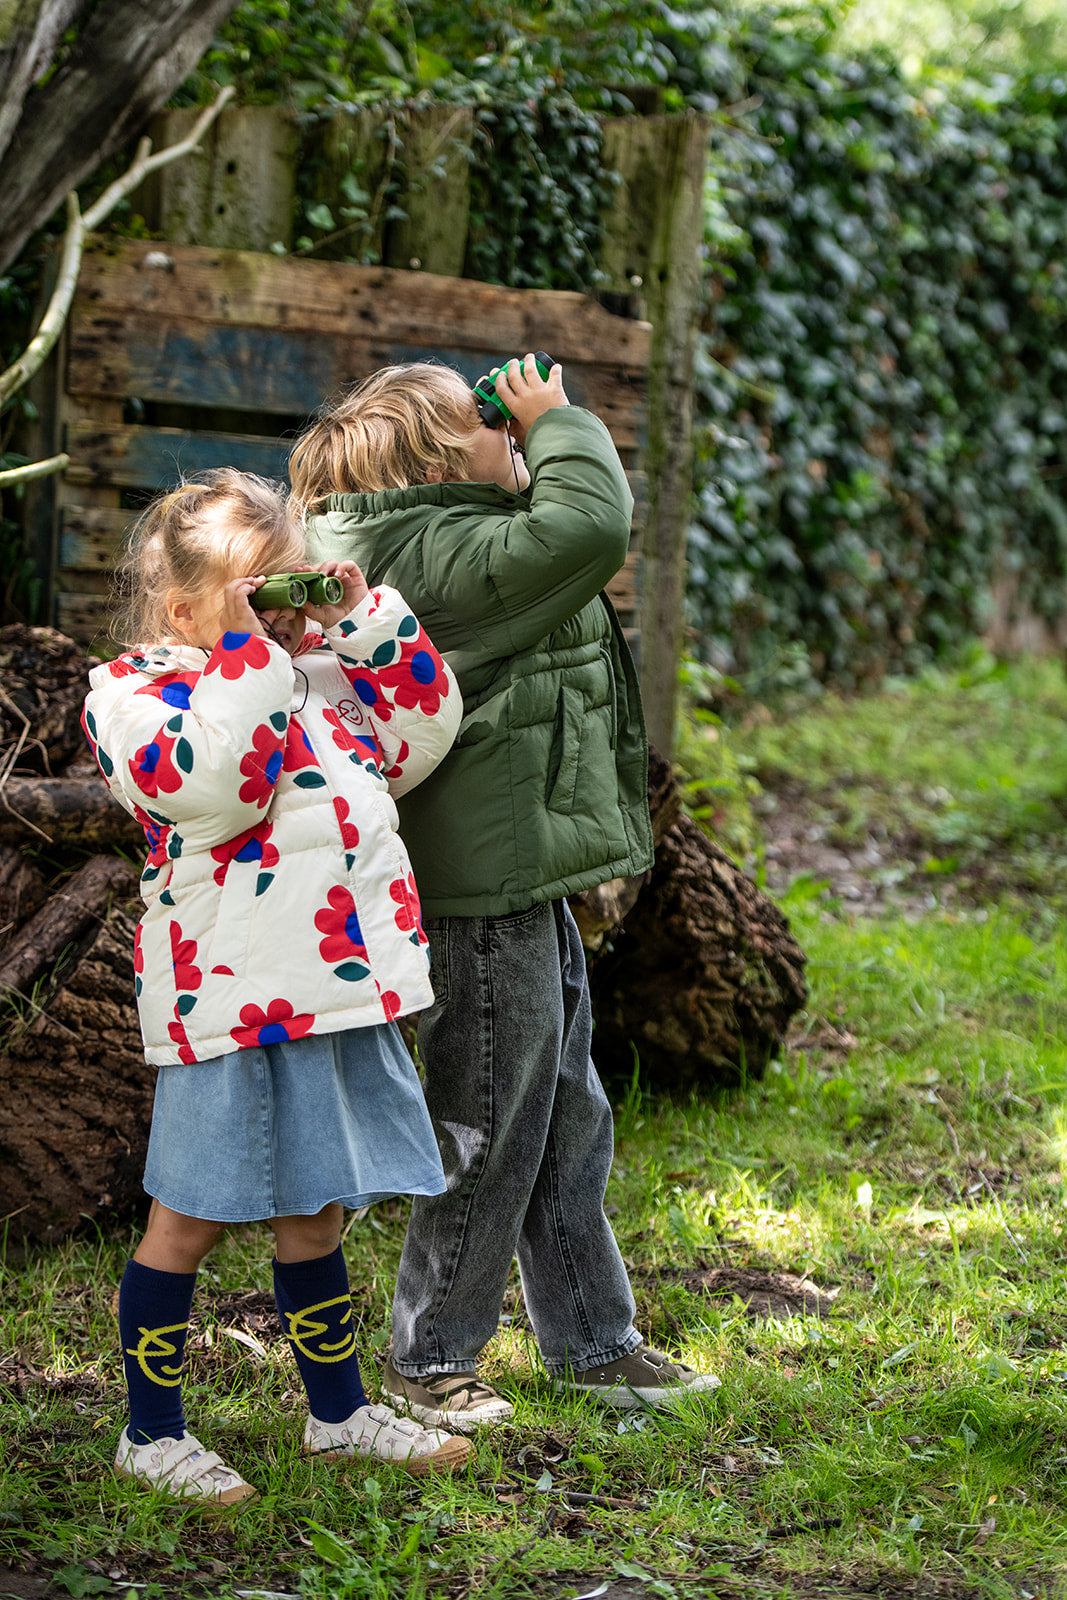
[{"left": 0, "top": 627, "right": 806, "bottom": 1241}]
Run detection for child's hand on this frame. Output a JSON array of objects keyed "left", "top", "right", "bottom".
[
  {"left": 494, "top": 353, "right": 568, "bottom": 445},
  {"left": 218, "top": 577, "right": 270, "bottom": 638},
  {"left": 302, "top": 560, "right": 370, "bottom": 628}
]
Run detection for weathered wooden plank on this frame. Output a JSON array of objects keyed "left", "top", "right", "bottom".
[
  {"left": 138, "top": 106, "right": 298, "bottom": 253},
  {"left": 64, "top": 422, "right": 293, "bottom": 490},
  {"left": 66, "top": 323, "right": 647, "bottom": 447},
  {"left": 58, "top": 506, "right": 133, "bottom": 572},
  {"left": 55, "top": 593, "right": 111, "bottom": 647},
  {"left": 601, "top": 113, "right": 708, "bottom": 755},
  {"left": 73, "top": 238, "right": 652, "bottom": 371}
]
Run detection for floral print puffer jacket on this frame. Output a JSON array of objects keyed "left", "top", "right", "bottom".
[{"left": 82, "top": 586, "right": 460, "bottom": 1066}]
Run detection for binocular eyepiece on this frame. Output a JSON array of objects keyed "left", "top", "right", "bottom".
[
  {"left": 251, "top": 572, "right": 345, "bottom": 610},
  {"left": 473, "top": 351, "right": 555, "bottom": 428}
]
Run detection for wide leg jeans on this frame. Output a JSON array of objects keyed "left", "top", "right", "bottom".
[{"left": 390, "top": 898, "right": 641, "bottom": 1377}]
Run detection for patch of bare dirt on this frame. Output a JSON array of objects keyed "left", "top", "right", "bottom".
[
  {"left": 756, "top": 790, "right": 943, "bottom": 918},
  {"left": 678, "top": 1265, "right": 841, "bottom": 1319}
]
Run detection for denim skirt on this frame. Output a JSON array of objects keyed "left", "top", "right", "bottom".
[{"left": 143, "top": 1023, "right": 446, "bottom": 1223}]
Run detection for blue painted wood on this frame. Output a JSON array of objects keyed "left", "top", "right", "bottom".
[
  {"left": 69, "top": 319, "right": 593, "bottom": 415},
  {"left": 71, "top": 425, "right": 292, "bottom": 488}
]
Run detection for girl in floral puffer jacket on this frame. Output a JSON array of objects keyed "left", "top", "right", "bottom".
[{"left": 82, "top": 468, "right": 468, "bottom": 1504}]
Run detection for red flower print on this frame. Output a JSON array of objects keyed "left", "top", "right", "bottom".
[
  {"left": 231, "top": 999, "right": 316, "bottom": 1049},
  {"left": 295, "top": 631, "right": 325, "bottom": 657},
  {"left": 315, "top": 885, "right": 369, "bottom": 966},
  {"left": 282, "top": 720, "right": 320, "bottom": 773},
  {"left": 376, "top": 983, "right": 402, "bottom": 1021},
  {"left": 344, "top": 667, "right": 392, "bottom": 721},
  {"left": 130, "top": 802, "right": 172, "bottom": 867},
  {"left": 389, "top": 873, "right": 424, "bottom": 941},
  {"left": 323, "top": 706, "right": 363, "bottom": 755},
  {"left": 129, "top": 726, "right": 182, "bottom": 799},
  {"left": 384, "top": 738, "right": 410, "bottom": 781},
  {"left": 377, "top": 627, "right": 450, "bottom": 716},
  {"left": 169, "top": 921, "right": 202, "bottom": 992},
  {"left": 211, "top": 821, "right": 280, "bottom": 884},
  {"left": 107, "top": 658, "right": 140, "bottom": 679},
  {"left": 332, "top": 797, "right": 360, "bottom": 850},
  {"left": 239, "top": 721, "right": 285, "bottom": 808},
  {"left": 168, "top": 1012, "right": 198, "bottom": 1065},
  {"left": 203, "top": 632, "right": 272, "bottom": 680},
  {"left": 134, "top": 672, "right": 199, "bottom": 711}
]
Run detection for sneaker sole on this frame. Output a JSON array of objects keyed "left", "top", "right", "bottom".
[
  {"left": 307, "top": 1434, "right": 472, "bottom": 1474},
  {"left": 556, "top": 1377, "right": 722, "bottom": 1410},
  {"left": 115, "top": 1460, "right": 258, "bottom": 1508},
  {"left": 384, "top": 1394, "right": 515, "bottom": 1434}
]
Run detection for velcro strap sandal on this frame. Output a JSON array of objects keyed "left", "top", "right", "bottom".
[
  {"left": 114, "top": 1428, "right": 256, "bottom": 1505},
  {"left": 304, "top": 1401, "right": 470, "bottom": 1474}
]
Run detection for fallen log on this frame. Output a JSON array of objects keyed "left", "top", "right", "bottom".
[
  {"left": 0, "top": 774, "right": 142, "bottom": 849},
  {"left": 0, "top": 887, "right": 153, "bottom": 1240},
  {"left": 0, "top": 852, "right": 138, "bottom": 1002},
  {"left": 576, "top": 747, "right": 808, "bottom": 1092},
  {"left": 0, "top": 624, "right": 98, "bottom": 775},
  {"left": 0, "top": 844, "right": 49, "bottom": 951}
]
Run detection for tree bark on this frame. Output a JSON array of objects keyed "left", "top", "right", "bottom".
[
  {"left": 0, "top": 0, "right": 243, "bottom": 275},
  {"left": 0, "top": 775, "right": 142, "bottom": 850},
  {"left": 0, "top": 624, "right": 100, "bottom": 774},
  {"left": 0, "top": 851, "right": 137, "bottom": 1000},
  {"left": 0, "top": 896, "right": 154, "bottom": 1239},
  {"left": 575, "top": 747, "right": 808, "bottom": 1092}
]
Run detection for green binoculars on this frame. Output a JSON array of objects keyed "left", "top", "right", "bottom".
[
  {"left": 251, "top": 572, "right": 345, "bottom": 610},
  {"left": 473, "top": 350, "right": 555, "bottom": 428}
]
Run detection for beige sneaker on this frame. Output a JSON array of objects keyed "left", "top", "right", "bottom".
[
  {"left": 382, "top": 1357, "right": 514, "bottom": 1433},
  {"left": 552, "top": 1343, "right": 721, "bottom": 1409},
  {"left": 303, "top": 1401, "right": 470, "bottom": 1474},
  {"left": 114, "top": 1428, "right": 256, "bottom": 1506}
]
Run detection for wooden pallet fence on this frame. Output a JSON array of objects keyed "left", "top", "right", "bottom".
[{"left": 47, "top": 237, "right": 651, "bottom": 649}]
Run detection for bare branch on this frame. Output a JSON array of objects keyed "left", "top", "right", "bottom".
[
  {"left": 0, "top": 191, "right": 83, "bottom": 409},
  {"left": 81, "top": 84, "right": 235, "bottom": 231},
  {"left": 0, "top": 453, "right": 70, "bottom": 489},
  {"left": 0, "top": 83, "right": 234, "bottom": 411}
]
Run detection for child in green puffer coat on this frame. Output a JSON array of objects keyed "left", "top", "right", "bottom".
[{"left": 289, "top": 355, "right": 720, "bottom": 1429}]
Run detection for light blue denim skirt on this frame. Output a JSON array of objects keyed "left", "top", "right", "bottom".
[{"left": 143, "top": 1024, "right": 446, "bottom": 1222}]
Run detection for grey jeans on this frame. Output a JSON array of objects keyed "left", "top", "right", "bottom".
[{"left": 390, "top": 898, "right": 641, "bottom": 1377}]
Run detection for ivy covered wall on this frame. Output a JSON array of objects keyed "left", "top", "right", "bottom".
[{"left": 689, "top": 15, "right": 1067, "bottom": 687}]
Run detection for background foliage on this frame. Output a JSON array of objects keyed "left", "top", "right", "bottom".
[
  {"left": 9, "top": 0, "right": 1067, "bottom": 679},
  {"left": 689, "top": 14, "right": 1067, "bottom": 687},
  {"left": 177, "top": 0, "right": 1067, "bottom": 688}
]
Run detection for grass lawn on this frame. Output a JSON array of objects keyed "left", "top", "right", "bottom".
[{"left": 3, "top": 655, "right": 1067, "bottom": 1600}]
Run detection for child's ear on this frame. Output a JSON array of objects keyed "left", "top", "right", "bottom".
[
  {"left": 166, "top": 593, "right": 195, "bottom": 638},
  {"left": 424, "top": 463, "right": 445, "bottom": 484}
]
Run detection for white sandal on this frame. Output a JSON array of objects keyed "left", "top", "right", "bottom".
[
  {"left": 303, "top": 1402, "right": 470, "bottom": 1474},
  {"left": 114, "top": 1428, "right": 256, "bottom": 1505}
]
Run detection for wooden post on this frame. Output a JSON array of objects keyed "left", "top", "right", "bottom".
[
  {"left": 600, "top": 112, "right": 709, "bottom": 757},
  {"left": 383, "top": 104, "right": 474, "bottom": 277},
  {"left": 137, "top": 105, "right": 298, "bottom": 252}
]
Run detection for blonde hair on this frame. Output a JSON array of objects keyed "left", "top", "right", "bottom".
[
  {"left": 289, "top": 362, "right": 481, "bottom": 510},
  {"left": 111, "top": 468, "right": 306, "bottom": 651}
]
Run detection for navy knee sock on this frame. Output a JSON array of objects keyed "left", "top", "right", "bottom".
[
  {"left": 272, "top": 1246, "right": 368, "bottom": 1424},
  {"left": 118, "top": 1258, "right": 196, "bottom": 1444}
]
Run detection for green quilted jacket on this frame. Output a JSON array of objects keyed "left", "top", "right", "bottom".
[{"left": 304, "top": 406, "right": 654, "bottom": 916}]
